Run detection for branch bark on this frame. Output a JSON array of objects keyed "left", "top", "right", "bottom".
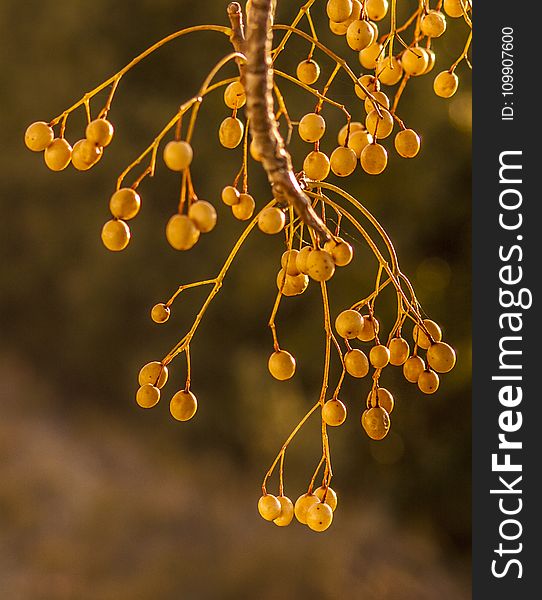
[{"left": 227, "top": 1, "right": 330, "bottom": 242}]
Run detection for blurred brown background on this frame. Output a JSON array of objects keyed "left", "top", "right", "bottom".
[{"left": 0, "top": 1, "right": 471, "bottom": 598}]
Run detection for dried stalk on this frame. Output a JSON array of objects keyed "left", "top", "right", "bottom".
[{"left": 227, "top": 1, "right": 330, "bottom": 242}]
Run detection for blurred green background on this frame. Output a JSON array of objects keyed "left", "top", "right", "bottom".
[{"left": 0, "top": 1, "right": 471, "bottom": 598}]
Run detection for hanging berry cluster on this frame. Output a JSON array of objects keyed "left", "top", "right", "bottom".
[{"left": 24, "top": 0, "right": 471, "bottom": 533}]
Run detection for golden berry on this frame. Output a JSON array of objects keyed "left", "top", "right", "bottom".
[
  {"left": 188, "top": 200, "right": 217, "bottom": 233},
  {"left": 296, "top": 59, "right": 320, "bottom": 85},
  {"left": 367, "top": 387, "right": 394, "bottom": 413},
  {"left": 401, "top": 47, "right": 429, "bottom": 76},
  {"left": 163, "top": 140, "right": 193, "bottom": 171},
  {"left": 322, "top": 398, "right": 347, "bottom": 426},
  {"left": 364, "top": 91, "right": 390, "bottom": 115},
  {"left": 109, "top": 188, "right": 141, "bottom": 220},
  {"left": 326, "top": 0, "right": 353, "bottom": 22},
  {"left": 307, "top": 249, "right": 335, "bottom": 281},
  {"left": 360, "top": 143, "right": 388, "bottom": 174},
  {"left": 421, "top": 10, "right": 447, "bottom": 38},
  {"left": 418, "top": 369, "right": 440, "bottom": 394},
  {"left": 25, "top": 121, "right": 54, "bottom": 151},
  {"left": 369, "top": 344, "right": 390, "bottom": 369},
  {"left": 324, "top": 237, "right": 353, "bottom": 266},
  {"left": 444, "top": 0, "right": 465, "bottom": 18},
  {"left": 403, "top": 355, "right": 425, "bottom": 383},
  {"left": 365, "top": 109, "right": 394, "bottom": 139},
  {"left": 221, "top": 185, "right": 240, "bottom": 206},
  {"left": 366, "top": 0, "right": 388, "bottom": 21},
  {"left": 166, "top": 214, "right": 200, "bottom": 250},
  {"left": 223, "top": 81, "right": 246, "bottom": 109},
  {"left": 71, "top": 139, "right": 102, "bottom": 171},
  {"left": 268, "top": 350, "right": 296, "bottom": 380},
  {"left": 258, "top": 206, "right": 286, "bottom": 234},
  {"left": 273, "top": 496, "right": 294, "bottom": 526},
  {"left": 298, "top": 113, "right": 326, "bottom": 143},
  {"left": 276, "top": 269, "right": 309, "bottom": 296},
  {"left": 355, "top": 74, "right": 380, "bottom": 100},
  {"left": 136, "top": 384, "right": 160, "bottom": 409},
  {"left": 101, "top": 219, "right": 130, "bottom": 251},
  {"left": 294, "top": 493, "right": 320, "bottom": 524},
  {"left": 330, "top": 146, "right": 357, "bottom": 177},
  {"left": 219, "top": 117, "right": 244, "bottom": 148},
  {"left": 249, "top": 139, "right": 262, "bottom": 162},
  {"left": 427, "top": 342, "right": 456, "bottom": 373},
  {"left": 258, "top": 494, "right": 282, "bottom": 521},
  {"left": 359, "top": 43, "right": 383, "bottom": 70},
  {"left": 376, "top": 56, "right": 403, "bottom": 85},
  {"left": 395, "top": 129, "right": 421, "bottom": 158},
  {"left": 306, "top": 502, "right": 333, "bottom": 532},
  {"left": 232, "top": 193, "right": 255, "bottom": 220},
  {"left": 337, "top": 121, "right": 363, "bottom": 146},
  {"left": 44, "top": 138, "right": 72, "bottom": 171},
  {"left": 434, "top": 71, "right": 459, "bottom": 98},
  {"left": 314, "top": 486, "right": 338, "bottom": 511},
  {"left": 335, "top": 309, "right": 364, "bottom": 339},
  {"left": 170, "top": 390, "right": 198, "bottom": 421},
  {"left": 138, "top": 361, "right": 169, "bottom": 388},
  {"left": 361, "top": 406, "right": 390, "bottom": 440},
  {"left": 303, "top": 151, "right": 330, "bottom": 181},
  {"left": 389, "top": 337, "right": 410, "bottom": 365},
  {"left": 348, "top": 129, "right": 373, "bottom": 157},
  {"left": 413, "top": 319, "right": 442, "bottom": 350},
  {"left": 281, "top": 249, "right": 300, "bottom": 276},
  {"left": 296, "top": 246, "right": 313, "bottom": 274},
  {"left": 151, "top": 303, "right": 170, "bottom": 324},
  {"left": 86, "top": 118, "right": 114, "bottom": 147},
  {"left": 344, "top": 349, "right": 369, "bottom": 378},
  {"left": 346, "top": 19, "right": 375, "bottom": 51}
]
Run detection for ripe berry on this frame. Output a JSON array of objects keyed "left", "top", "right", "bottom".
[
  {"left": 219, "top": 116, "right": 244, "bottom": 148},
  {"left": 306, "top": 502, "right": 333, "bottom": 531},
  {"left": 361, "top": 406, "right": 390, "bottom": 440},
  {"left": 298, "top": 113, "right": 326, "bottom": 143},
  {"left": 366, "top": 0, "right": 389, "bottom": 21},
  {"left": 423, "top": 49, "right": 436, "bottom": 75},
  {"left": 413, "top": 319, "right": 442, "bottom": 350},
  {"left": 346, "top": 20, "right": 375, "bottom": 51},
  {"left": 348, "top": 129, "right": 373, "bottom": 157},
  {"left": 232, "top": 193, "right": 255, "bottom": 220},
  {"left": 337, "top": 121, "right": 363, "bottom": 146},
  {"left": 188, "top": 200, "right": 217, "bottom": 233},
  {"left": 403, "top": 355, "right": 425, "bottom": 383},
  {"left": 221, "top": 185, "right": 240, "bottom": 206},
  {"left": 344, "top": 349, "right": 369, "bottom": 378},
  {"left": 444, "top": 0, "right": 466, "bottom": 18},
  {"left": 223, "top": 81, "right": 246, "bottom": 109},
  {"left": 355, "top": 74, "right": 380, "bottom": 100},
  {"left": 324, "top": 237, "right": 353, "bottom": 266},
  {"left": 258, "top": 494, "right": 282, "bottom": 521},
  {"left": 330, "top": 146, "right": 357, "bottom": 177},
  {"left": 151, "top": 303, "right": 170, "bottom": 324},
  {"left": 25, "top": 121, "right": 54, "bottom": 151},
  {"left": 418, "top": 369, "right": 440, "bottom": 394},
  {"left": 366, "top": 109, "right": 394, "bottom": 139},
  {"left": 258, "top": 206, "right": 286, "bottom": 234},
  {"left": 136, "top": 384, "right": 160, "bottom": 409},
  {"left": 303, "top": 151, "right": 330, "bottom": 181},
  {"left": 163, "top": 140, "right": 193, "bottom": 171},
  {"left": 85, "top": 118, "right": 114, "bottom": 147},
  {"left": 307, "top": 250, "right": 335, "bottom": 281},
  {"left": 395, "top": 129, "right": 421, "bottom": 158},
  {"left": 276, "top": 269, "right": 309, "bottom": 296},
  {"left": 421, "top": 10, "right": 447, "bottom": 38},
  {"left": 138, "top": 361, "right": 169, "bottom": 388},
  {"left": 326, "top": 0, "right": 353, "bottom": 22},
  {"left": 322, "top": 399, "right": 347, "bottom": 426},
  {"left": 71, "top": 139, "right": 102, "bottom": 170},
  {"left": 369, "top": 344, "right": 390, "bottom": 368},
  {"left": 427, "top": 342, "right": 456, "bottom": 373},
  {"left": 434, "top": 71, "right": 459, "bottom": 98},
  {"left": 359, "top": 43, "right": 383, "bottom": 69},
  {"left": 170, "top": 390, "right": 198, "bottom": 421},
  {"left": 360, "top": 143, "right": 388, "bottom": 174},
  {"left": 294, "top": 493, "right": 320, "bottom": 524},
  {"left": 281, "top": 249, "right": 300, "bottom": 276},
  {"left": 268, "top": 350, "right": 296, "bottom": 380},
  {"left": 249, "top": 139, "right": 262, "bottom": 162},
  {"left": 109, "top": 188, "right": 141, "bottom": 220},
  {"left": 273, "top": 496, "right": 294, "bottom": 526},
  {"left": 101, "top": 219, "right": 130, "bottom": 251},
  {"left": 358, "top": 315, "right": 380, "bottom": 341},
  {"left": 367, "top": 387, "right": 394, "bottom": 413},
  {"left": 314, "top": 486, "right": 338, "bottom": 511},
  {"left": 376, "top": 56, "right": 403, "bottom": 85},
  {"left": 296, "top": 59, "right": 321, "bottom": 85},
  {"left": 44, "top": 138, "right": 72, "bottom": 171},
  {"left": 335, "top": 309, "right": 364, "bottom": 339},
  {"left": 364, "top": 91, "right": 390, "bottom": 115},
  {"left": 166, "top": 214, "right": 200, "bottom": 250},
  {"left": 295, "top": 246, "right": 313, "bottom": 274},
  {"left": 329, "top": 19, "right": 349, "bottom": 35},
  {"left": 389, "top": 337, "right": 410, "bottom": 365},
  {"left": 401, "top": 47, "right": 429, "bottom": 76}
]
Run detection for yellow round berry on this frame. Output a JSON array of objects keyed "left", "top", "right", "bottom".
[
  {"left": 136, "top": 384, "right": 160, "bottom": 409},
  {"left": 307, "top": 249, "right": 335, "bottom": 281},
  {"left": 219, "top": 116, "right": 244, "bottom": 148},
  {"left": 376, "top": 56, "right": 403, "bottom": 85},
  {"left": 322, "top": 398, "right": 347, "bottom": 426},
  {"left": 366, "top": 0, "right": 389, "bottom": 21},
  {"left": 444, "top": 0, "right": 466, "bottom": 18},
  {"left": 25, "top": 121, "right": 54, "bottom": 151},
  {"left": 163, "top": 140, "right": 193, "bottom": 171},
  {"left": 273, "top": 496, "right": 294, "bottom": 527},
  {"left": 170, "top": 390, "right": 198, "bottom": 421},
  {"left": 109, "top": 188, "right": 141, "bottom": 220},
  {"left": 348, "top": 129, "right": 373, "bottom": 157},
  {"left": 223, "top": 81, "right": 246, "bottom": 109},
  {"left": 358, "top": 315, "right": 380, "bottom": 341},
  {"left": 434, "top": 71, "right": 459, "bottom": 98},
  {"left": 413, "top": 319, "right": 442, "bottom": 350},
  {"left": 151, "top": 303, "right": 170, "bottom": 324},
  {"left": 361, "top": 406, "right": 390, "bottom": 440},
  {"left": 389, "top": 337, "right": 410, "bottom": 365},
  {"left": 360, "top": 143, "right": 388, "bottom": 174},
  {"left": 306, "top": 502, "right": 334, "bottom": 532},
  {"left": 294, "top": 493, "right": 320, "bottom": 524},
  {"left": 324, "top": 237, "right": 353, "bottom": 266},
  {"left": 367, "top": 387, "right": 394, "bottom": 414},
  {"left": 296, "top": 59, "right": 321, "bottom": 85},
  {"left": 281, "top": 249, "right": 300, "bottom": 276},
  {"left": 258, "top": 206, "right": 286, "bottom": 234},
  {"left": 85, "top": 118, "right": 114, "bottom": 147},
  {"left": 326, "top": 0, "right": 353, "bottom": 22},
  {"left": 344, "top": 349, "right": 369, "bottom": 378},
  {"left": 370, "top": 344, "right": 390, "bottom": 369},
  {"left": 221, "top": 185, "right": 240, "bottom": 206},
  {"left": 165, "top": 214, "right": 200, "bottom": 251},
  {"left": 101, "top": 219, "right": 130, "bottom": 251},
  {"left": 295, "top": 246, "right": 313, "bottom": 274},
  {"left": 44, "top": 138, "right": 72, "bottom": 171},
  {"left": 423, "top": 49, "right": 436, "bottom": 75},
  {"left": 232, "top": 193, "right": 255, "bottom": 220},
  {"left": 403, "top": 355, "right": 425, "bottom": 383},
  {"left": 249, "top": 139, "right": 262, "bottom": 162},
  {"left": 303, "top": 151, "right": 330, "bottom": 181},
  {"left": 276, "top": 269, "right": 309, "bottom": 296},
  {"left": 364, "top": 91, "right": 390, "bottom": 115},
  {"left": 335, "top": 309, "right": 364, "bottom": 339},
  {"left": 330, "top": 146, "right": 357, "bottom": 177},
  {"left": 401, "top": 47, "right": 430, "bottom": 76},
  {"left": 138, "top": 361, "right": 168, "bottom": 388},
  {"left": 355, "top": 74, "right": 380, "bottom": 100},
  {"left": 71, "top": 139, "right": 103, "bottom": 171},
  {"left": 298, "top": 113, "right": 326, "bottom": 143},
  {"left": 395, "top": 129, "right": 421, "bottom": 158},
  {"left": 188, "top": 200, "right": 217, "bottom": 233},
  {"left": 359, "top": 42, "right": 383, "bottom": 69},
  {"left": 421, "top": 10, "right": 447, "bottom": 38},
  {"left": 337, "top": 121, "right": 363, "bottom": 146},
  {"left": 346, "top": 19, "right": 375, "bottom": 51},
  {"left": 268, "top": 350, "right": 296, "bottom": 381},
  {"left": 314, "top": 487, "right": 338, "bottom": 511},
  {"left": 418, "top": 369, "right": 440, "bottom": 394},
  {"left": 427, "top": 342, "right": 456, "bottom": 373},
  {"left": 365, "top": 109, "right": 394, "bottom": 139},
  {"left": 329, "top": 19, "right": 349, "bottom": 35},
  {"left": 258, "top": 494, "right": 282, "bottom": 521}
]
